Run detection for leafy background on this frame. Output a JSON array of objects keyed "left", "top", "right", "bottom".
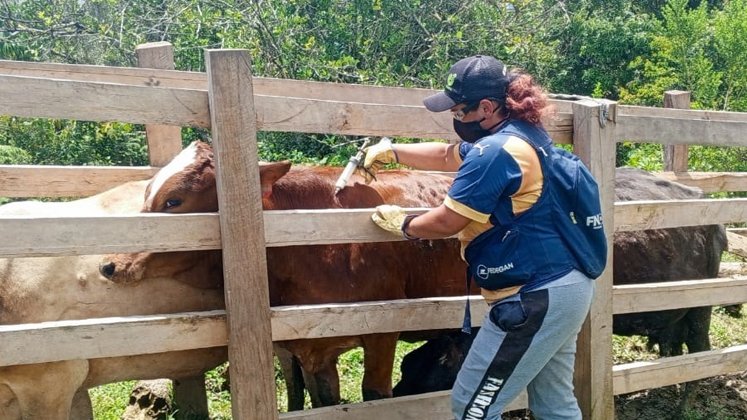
[{"left": 1, "top": 0, "right": 746, "bottom": 171}]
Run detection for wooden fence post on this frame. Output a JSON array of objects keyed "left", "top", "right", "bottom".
[
  {"left": 205, "top": 49, "right": 278, "bottom": 419},
  {"left": 662, "top": 90, "right": 691, "bottom": 172},
  {"left": 572, "top": 99, "right": 617, "bottom": 420},
  {"left": 136, "top": 42, "right": 184, "bottom": 166},
  {"left": 137, "top": 41, "right": 206, "bottom": 418}
]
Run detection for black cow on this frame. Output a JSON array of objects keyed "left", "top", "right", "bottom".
[
  {"left": 393, "top": 329, "right": 477, "bottom": 397},
  {"left": 394, "top": 167, "right": 727, "bottom": 394}
]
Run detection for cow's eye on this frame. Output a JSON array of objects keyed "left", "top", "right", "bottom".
[{"left": 165, "top": 198, "right": 182, "bottom": 209}]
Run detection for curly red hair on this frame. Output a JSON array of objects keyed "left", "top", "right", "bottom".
[{"left": 504, "top": 72, "right": 551, "bottom": 125}]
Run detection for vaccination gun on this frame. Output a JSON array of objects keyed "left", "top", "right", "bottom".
[{"left": 334, "top": 138, "right": 377, "bottom": 195}]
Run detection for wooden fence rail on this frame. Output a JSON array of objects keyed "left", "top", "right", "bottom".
[
  {"left": 4, "top": 273, "right": 747, "bottom": 367},
  {"left": 655, "top": 171, "right": 747, "bottom": 193},
  {"left": 2, "top": 198, "right": 745, "bottom": 257}
]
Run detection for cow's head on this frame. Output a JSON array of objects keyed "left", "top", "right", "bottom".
[{"left": 99, "top": 141, "right": 291, "bottom": 286}]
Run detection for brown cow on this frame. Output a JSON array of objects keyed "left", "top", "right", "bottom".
[
  {"left": 0, "top": 180, "right": 227, "bottom": 419},
  {"left": 100, "top": 141, "right": 469, "bottom": 407}
]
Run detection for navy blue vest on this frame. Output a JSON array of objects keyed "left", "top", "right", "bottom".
[{"left": 463, "top": 120, "right": 604, "bottom": 292}]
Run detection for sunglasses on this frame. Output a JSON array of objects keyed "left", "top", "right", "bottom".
[
  {"left": 451, "top": 97, "right": 502, "bottom": 121},
  {"left": 451, "top": 101, "right": 481, "bottom": 122}
]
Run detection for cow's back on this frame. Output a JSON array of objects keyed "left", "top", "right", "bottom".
[
  {"left": 612, "top": 168, "right": 725, "bottom": 353},
  {"left": 265, "top": 167, "right": 468, "bottom": 306},
  {"left": 613, "top": 168, "right": 726, "bottom": 285},
  {"left": 0, "top": 180, "right": 148, "bottom": 217}
]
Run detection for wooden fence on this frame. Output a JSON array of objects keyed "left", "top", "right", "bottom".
[{"left": 1, "top": 45, "right": 746, "bottom": 419}]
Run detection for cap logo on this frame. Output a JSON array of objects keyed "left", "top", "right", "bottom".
[{"left": 446, "top": 73, "right": 457, "bottom": 88}]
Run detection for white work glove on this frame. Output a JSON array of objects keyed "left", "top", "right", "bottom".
[
  {"left": 371, "top": 204, "right": 407, "bottom": 235},
  {"left": 371, "top": 205, "right": 420, "bottom": 240},
  {"left": 359, "top": 138, "right": 398, "bottom": 184}
]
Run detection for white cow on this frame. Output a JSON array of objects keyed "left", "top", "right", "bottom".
[{"left": 0, "top": 181, "right": 226, "bottom": 419}]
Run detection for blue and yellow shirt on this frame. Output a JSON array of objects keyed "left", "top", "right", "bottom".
[{"left": 444, "top": 136, "right": 544, "bottom": 303}]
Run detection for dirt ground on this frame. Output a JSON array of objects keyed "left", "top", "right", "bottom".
[
  {"left": 502, "top": 371, "right": 747, "bottom": 420},
  {"left": 615, "top": 371, "right": 747, "bottom": 420}
]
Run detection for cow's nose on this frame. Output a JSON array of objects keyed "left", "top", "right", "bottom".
[{"left": 100, "top": 262, "right": 116, "bottom": 279}]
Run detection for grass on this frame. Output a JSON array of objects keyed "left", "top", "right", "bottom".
[
  {"left": 91, "top": 341, "right": 425, "bottom": 418},
  {"left": 89, "top": 380, "right": 138, "bottom": 420},
  {"left": 89, "top": 307, "right": 745, "bottom": 419}
]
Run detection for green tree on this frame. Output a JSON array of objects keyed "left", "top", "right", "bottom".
[
  {"left": 0, "top": 117, "right": 147, "bottom": 166},
  {"left": 713, "top": 0, "right": 747, "bottom": 111},
  {"left": 620, "top": 0, "right": 721, "bottom": 108},
  {"left": 553, "top": 5, "right": 655, "bottom": 98}
]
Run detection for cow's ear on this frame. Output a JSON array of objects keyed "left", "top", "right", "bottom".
[{"left": 259, "top": 161, "right": 292, "bottom": 198}]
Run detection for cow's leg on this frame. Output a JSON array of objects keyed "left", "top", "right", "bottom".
[
  {"left": 71, "top": 388, "right": 93, "bottom": 420},
  {"left": 361, "top": 332, "right": 399, "bottom": 401},
  {"left": 676, "top": 307, "right": 712, "bottom": 415},
  {"left": 173, "top": 376, "right": 208, "bottom": 419},
  {"left": 0, "top": 383, "right": 21, "bottom": 420},
  {"left": 655, "top": 323, "right": 685, "bottom": 357},
  {"left": 300, "top": 355, "right": 340, "bottom": 407},
  {"left": 2, "top": 360, "right": 88, "bottom": 419},
  {"left": 684, "top": 306, "right": 712, "bottom": 353},
  {"left": 275, "top": 345, "right": 306, "bottom": 411},
  {"left": 648, "top": 311, "right": 688, "bottom": 357}
]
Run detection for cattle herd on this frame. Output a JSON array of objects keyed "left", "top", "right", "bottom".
[{"left": 0, "top": 141, "right": 734, "bottom": 419}]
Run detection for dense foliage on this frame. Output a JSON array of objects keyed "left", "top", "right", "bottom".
[{"left": 1, "top": 0, "right": 746, "bottom": 170}]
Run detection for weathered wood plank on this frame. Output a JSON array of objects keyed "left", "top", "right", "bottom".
[
  {"left": 726, "top": 230, "right": 747, "bottom": 259},
  {"left": 136, "top": 42, "right": 184, "bottom": 166},
  {"left": 0, "top": 59, "right": 206, "bottom": 88},
  {"left": 614, "top": 198, "right": 747, "bottom": 231},
  {"left": 655, "top": 171, "right": 747, "bottom": 193},
  {"left": 0, "top": 74, "right": 210, "bottom": 127},
  {"left": 4, "top": 281, "right": 746, "bottom": 366},
  {"left": 0, "top": 296, "right": 482, "bottom": 366},
  {"left": 617, "top": 105, "right": 747, "bottom": 147},
  {"left": 0, "top": 214, "right": 221, "bottom": 258},
  {"left": 279, "top": 390, "right": 528, "bottom": 420},
  {"left": 0, "top": 59, "right": 431, "bottom": 104},
  {"left": 613, "top": 345, "right": 747, "bottom": 395},
  {"left": 272, "top": 296, "right": 487, "bottom": 341},
  {"left": 3, "top": 196, "right": 745, "bottom": 257},
  {"left": 572, "top": 99, "right": 616, "bottom": 420},
  {"left": 206, "top": 49, "right": 277, "bottom": 419},
  {"left": 0, "top": 311, "right": 227, "bottom": 366},
  {"left": 613, "top": 277, "right": 747, "bottom": 315},
  {"left": 0, "top": 209, "right": 412, "bottom": 258},
  {"left": 0, "top": 73, "right": 571, "bottom": 142},
  {"left": 0, "top": 165, "right": 157, "bottom": 198},
  {"left": 662, "top": 91, "right": 690, "bottom": 172},
  {"left": 254, "top": 95, "right": 573, "bottom": 142},
  {"left": 719, "top": 261, "right": 747, "bottom": 277},
  {"left": 0, "top": 58, "right": 575, "bottom": 109}
]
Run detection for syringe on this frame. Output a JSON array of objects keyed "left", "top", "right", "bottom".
[{"left": 334, "top": 138, "right": 373, "bottom": 195}]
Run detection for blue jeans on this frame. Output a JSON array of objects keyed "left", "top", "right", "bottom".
[{"left": 451, "top": 270, "right": 595, "bottom": 420}]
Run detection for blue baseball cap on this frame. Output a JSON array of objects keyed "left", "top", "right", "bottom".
[{"left": 423, "top": 55, "right": 509, "bottom": 112}]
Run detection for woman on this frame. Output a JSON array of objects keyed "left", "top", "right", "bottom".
[{"left": 363, "top": 55, "right": 596, "bottom": 419}]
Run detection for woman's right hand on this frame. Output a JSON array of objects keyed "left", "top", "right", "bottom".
[{"left": 359, "top": 138, "right": 397, "bottom": 184}]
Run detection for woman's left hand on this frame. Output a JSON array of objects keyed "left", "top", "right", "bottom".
[{"left": 371, "top": 204, "right": 407, "bottom": 235}]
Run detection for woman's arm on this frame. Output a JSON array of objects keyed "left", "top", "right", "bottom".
[
  {"left": 404, "top": 204, "right": 471, "bottom": 239},
  {"left": 392, "top": 142, "right": 462, "bottom": 172}
]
